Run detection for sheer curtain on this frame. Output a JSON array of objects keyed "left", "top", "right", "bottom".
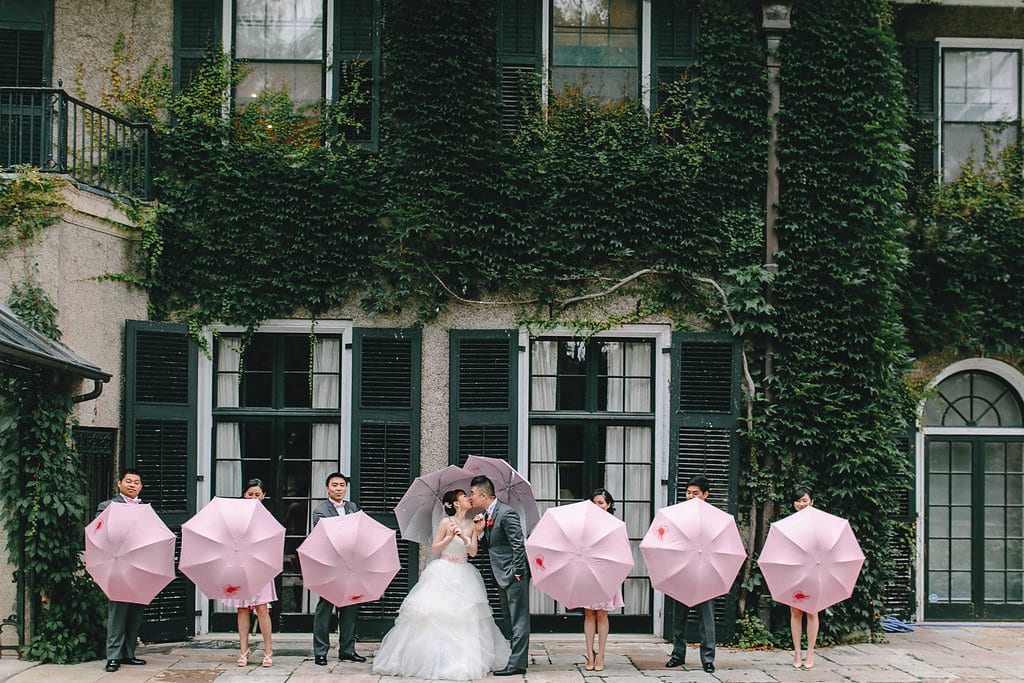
[
  {"left": 215, "top": 338, "right": 243, "bottom": 499},
  {"left": 529, "top": 341, "right": 558, "bottom": 613},
  {"left": 312, "top": 337, "right": 340, "bottom": 409}
]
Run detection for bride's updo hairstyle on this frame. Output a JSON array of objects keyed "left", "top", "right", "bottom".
[{"left": 442, "top": 489, "right": 466, "bottom": 516}]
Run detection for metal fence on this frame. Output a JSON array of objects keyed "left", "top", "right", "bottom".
[{"left": 0, "top": 87, "right": 152, "bottom": 200}]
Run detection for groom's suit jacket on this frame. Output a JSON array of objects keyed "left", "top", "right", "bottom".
[
  {"left": 97, "top": 493, "right": 137, "bottom": 513},
  {"left": 483, "top": 500, "right": 529, "bottom": 588}
]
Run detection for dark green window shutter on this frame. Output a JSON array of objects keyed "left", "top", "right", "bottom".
[
  {"left": 651, "top": 0, "right": 697, "bottom": 113},
  {"left": 0, "top": 29, "right": 44, "bottom": 86},
  {"left": 497, "top": 0, "right": 540, "bottom": 137},
  {"left": 350, "top": 327, "right": 420, "bottom": 635},
  {"left": 335, "top": 0, "right": 380, "bottom": 147},
  {"left": 449, "top": 330, "right": 518, "bottom": 465},
  {"left": 668, "top": 331, "right": 740, "bottom": 643},
  {"left": 901, "top": 43, "right": 938, "bottom": 175},
  {"left": 173, "top": 0, "right": 221, "bottom": 91},
  {"left": 125, "top": 320, "right": 197, "bottom": 643},
  {"left": 884, "top": 434, "right": 915, "bottom": 620}
]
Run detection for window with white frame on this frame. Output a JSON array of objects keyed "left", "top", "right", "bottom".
[
  {"left": 551, "top": 0, "right": 640, "bottom": 101},
  {"left": 941, "top": 44, "right": 1021, "bottom": 182}
]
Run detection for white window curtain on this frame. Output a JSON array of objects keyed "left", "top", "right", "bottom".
[
  {"left": 312, "top": 337, "right": 340, "bottom": 409},
  {"left": 531, "top": 341, "right": 557, "bottom": 410},
  {"left": 216, "top": 337, "right": 242, "bottom": 408},
  {"left": 214, "top": 422, "right": 242, "bottom": 498}
]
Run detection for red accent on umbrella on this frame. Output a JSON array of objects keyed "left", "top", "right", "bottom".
[
  {"left": 179, "top": 497, "right": 285, "bottom": 600},
  {"left": 640, "top": 497, "right": 746, "bottom": 607},
  {"left": 85, "top": 503, "right": 176, "bottom": 605},
  {"left": 758, "top": 506, "right": 865, "bottom": 613},
  {"left": 297, "top": 511, "right": 400, "bottom": 608},
  {"left": 525, "top": 500, "right": 633, "bottom": 609}
]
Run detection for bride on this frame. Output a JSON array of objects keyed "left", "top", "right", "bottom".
[{"left": 373, "top": 489, "right": 511, "bottom": 680}]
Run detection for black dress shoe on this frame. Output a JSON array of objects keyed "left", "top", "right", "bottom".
[
  {"left": 703, "top": 662, "right": 715, "bottom": 673},
  {"left": 665, "top": 655, "right": 684, "bottom": 668},
  {"left": 338, "top": 652, "right": 366, "bottom": 663},
  {"left": 314, "top": 655, "right": 328, "bottom": 666},
  {"left": 104, "top": 660, "right": 120, "bottom": 672},
  {"left": 493, "top": 667, "right": 526, "bottom": 676},
  {"left": 120, "top": 658, "right": 146, "bottom": 665}
]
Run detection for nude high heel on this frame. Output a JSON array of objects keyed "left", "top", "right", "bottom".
[
  {"left": 236, "top": 649, "right": 250, "bottom": 666},
  {"left": 594, "top": 652, "right": 605, "bottom": 672},
  {"left": 585, "top": 650, "right": 595, "bottom": 671}
]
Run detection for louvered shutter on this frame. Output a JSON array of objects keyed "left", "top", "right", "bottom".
[
  {"left": 497, "top": 0, "right": 540, "bottom": 137},
  {"left": 901, "top": 44, "right": 938, "bottom": 175},
  {"left": 651, "top": 0, "right": 697, "bottom": 113},
  {"left": 335, "top": 0, "right": 379, "bottom": 146},
  {"left": 448, "top": 330, "right": 519, "bottom": 626},
  {"left": 883, "top": 435, "right": 915, "bottom": 620},
  {"left": 125, "top": 320, "right": 197, "bottom": 643},
  {"left": 350, "top": 328, "right": 420, "bottom": 636},
  {"left": 668, "top": 332, "right": 740, "bottom": 643},
  {"left": 174, "top": 0, "right": 221, "bottom": 90}
]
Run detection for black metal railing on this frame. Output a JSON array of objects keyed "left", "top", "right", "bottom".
[{"left": 0, "top": 87, "right": 152, "bottom": 200}]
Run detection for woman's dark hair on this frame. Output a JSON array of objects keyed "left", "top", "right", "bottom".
[
  {"left": 792, "top": 486, "right": 813, "bottom": 503},
  {"left": 242, "top": 478, "right": 266, "bottom": 497},
  {"left": 591, "top": 488, "right": 616, "bottom": 515},
  {"left": 442, "top": 489, "right": 465, "bottom": 516}
]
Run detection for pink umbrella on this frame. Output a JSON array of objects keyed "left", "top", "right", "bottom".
[
  {"left": 640, "top": 497, "right": 746, "bottom": 607},
  {"left": 461, "top": 455, "right": 540, "bottom": 533},
  {"left": 297, "top": 511, "right": 400, "bottom": 608},
  {"left": 758, "top": 506, "right": 865, "bottom": 613},
  {"left": 179, "top": 497, "right": 285, "bottom": 600},
  {"left": 525, "top": 500, "right": 633, "bottom": 609},
  {"left": 394, "top": 464, "right": 470, "bottom": 545},
  {"left": 85, "top": 503, "right": 176, "bottom": 604}
]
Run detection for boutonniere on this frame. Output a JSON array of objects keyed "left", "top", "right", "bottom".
[{"left": 486, "top": 518, "right": 494, "bottom": 529}]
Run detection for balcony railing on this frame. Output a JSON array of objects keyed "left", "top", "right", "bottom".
[{"left": 0, "top": 87, "right": 152, "bottom": 200}]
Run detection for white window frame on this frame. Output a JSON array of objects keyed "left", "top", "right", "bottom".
[
  {"left": 194, "top": 318, "right": 353, "bottom": 634},
  {"left": 936, "top": 37, "right": 1024, "bottom": 183},
  {"left": 516, "top": 323, "right": 672, "bottom": 635},
  {"left": 915, "top": 357, "right": 1024, "bottom": 622}
]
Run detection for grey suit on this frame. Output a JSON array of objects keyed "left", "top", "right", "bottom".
[
  {"left": 311, "top": 499, "right": 361, "bottom": 658},
  {"left": 670, "top": 597, "right": 716, "bottom": 666},
  {"left": 482, "top": 500, "right": 530, "bottom": 670},
  {"left": 97, "top": 495, "right": 145, "bottom": 661}
]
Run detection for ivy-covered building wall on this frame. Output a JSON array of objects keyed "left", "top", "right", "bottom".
[{"left": 3, "top": 0, "right": 1024, "bottom": 656}]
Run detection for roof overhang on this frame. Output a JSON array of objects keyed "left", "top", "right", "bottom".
[{"left": 0, "top": 303, "right": 111, "bottom": 383}]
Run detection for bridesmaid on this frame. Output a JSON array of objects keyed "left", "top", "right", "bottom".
[
  {"left": 580, "top": 488, "right": 625, "bottom": 672},
  {"left": 789, "top": 486, "right": 818, "bottom": 670},
  {"left": 223, "top": 478, "right": 277, "bottom": 667}
]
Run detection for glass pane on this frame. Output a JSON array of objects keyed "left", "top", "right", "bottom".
[
  {"left": 985, "top": 571, "right": 1006, "bottom": 601},
  {"left": 986, "top": 474, "right": 1005, "bottom": 505},
  {"left": 986, "top": 506, "right": 1006, "bottom": 539},
  {"left": 952, "top": 507, "right": 972, "bottom": 537},
  {"left": 283, "top": 423, "right": 311, "bottom": 459},
  {"left": 929, "top": 474, "right": 949, "bottom": 506},
  {"left": 236, "top": 0, "right": 323, "bottom": 60},
  {"left": 928, "top": 571, "right": 948, "bottom": 602},
  {"left": 235, "top": 62, "right": 323, "bottom": 106},
  {"left": 943, "top": 50, "right": 1020, "bottom": 122},
  {"left": 929, "top": 505, "right": 949, "bottom": 538},
  {"left": 929, "top": 442, "right": 950, "bottom": 473},
  {"left": 952, "top": 442, "right": 972, "bottom": 472},
  {"left": 943, "top": 122, "right": 1019, "bottom": 183},
  {"left": 246, "top": 334, "right": 274, "bottom": 371},
  {"left": 929, "top": 539, "right": 949, "bottom": 570},
  {"left": 1009, "top": 474, "right": 1023, "bottom": 505},
  {"left": 951, "top": 571, "right": 972, "bottom": 600},
  {"left": 1009, "top": 540, "right": 1024, "bottom": 570},
  {"left": 551, "top": 66, "right": 638, "bottom": 101},
  {"left": 1009, "top": 508, "right": 1024, "bottom": 538},
  {"left": 951, "top": 474, "right": 972, "bottom": 505},
  {"left": 243, "top": 372, "right": 273, "bottom": 407},
  {"left": 951, "top": 539, "right": 972, "bottom": 570},
  {"left": 284, "top": 373, "right": 311, "bottom": 407},
  {"left": 986, "top": 443, "right": 1007, "bottom": 473},
  {"left": 1009, "top": 444, "right": 1024, "bottom": 473},
  {"left": 1008, "top": 571, "right": 1023, "bottom": 602},
  {"left": 283, "top": 336, "right": 309, "bottom": 371}
]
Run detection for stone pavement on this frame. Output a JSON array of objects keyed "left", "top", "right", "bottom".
[{"left": 0, "top": 625, "right": 1022, "bottom": 683}]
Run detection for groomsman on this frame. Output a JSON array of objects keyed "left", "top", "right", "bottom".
[
  {"left": 98, "top": 469, "right": 148, "bottom": 673},
  {"left": 666, "top": 474, "right": 716, "bottom": 673},
  {"left": 311, "top": 472, "right": 365, "bottom": 666}
]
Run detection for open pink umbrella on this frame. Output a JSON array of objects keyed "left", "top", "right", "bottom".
[
  {"left": 297, "top": 511, "right": 400, "bottom": 608},
  {"left": 758, "top": 506, "right": 865, "bottom": 613},
  {"left": 525, "top": 500, "right": 633, "bottom": 609},
  {"left": 394, "top": 464, "right": 470, "bottom": 545},
  {"left": 461, "top": 455, "right": 540, "bottom": 534},
  {"left": 179, "top": 497, "right": 285, "bottom": 600},
  {"left": 85, "top": 503, "right": 176, "bottom": 604},
  {"left": 640, "top": 497, "right": 746, "bottom": 607}
]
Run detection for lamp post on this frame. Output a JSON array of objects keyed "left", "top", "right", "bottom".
[{"left": 762, "top": 1, "right": 791, "bottom": 391}]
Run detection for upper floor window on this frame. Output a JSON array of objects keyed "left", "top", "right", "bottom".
[
  {"left": 497, "top": 0, "right": 696, "bottom": 135},
  {"left": 175, "top": 0, "right": 379, "bottom": 145},
  {"left": 941, "top": 46, "right": 1021, "bottom": 182}
]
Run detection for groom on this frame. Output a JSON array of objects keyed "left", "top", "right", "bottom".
[{"left": 470, "top": 475, "right": 530, "bottom": 676}]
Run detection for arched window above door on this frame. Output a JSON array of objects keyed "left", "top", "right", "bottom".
[{"left": 924, "top": 370, "right": 1024, "bottom": 427}]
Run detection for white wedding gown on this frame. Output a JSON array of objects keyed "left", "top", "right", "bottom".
[{"left": 373, "top": 534, "right": 511, "bottom": 680}]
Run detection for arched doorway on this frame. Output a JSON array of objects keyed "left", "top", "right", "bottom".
[{"left": 922, "top": 361, "right": 1024, "bottom": 620}]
